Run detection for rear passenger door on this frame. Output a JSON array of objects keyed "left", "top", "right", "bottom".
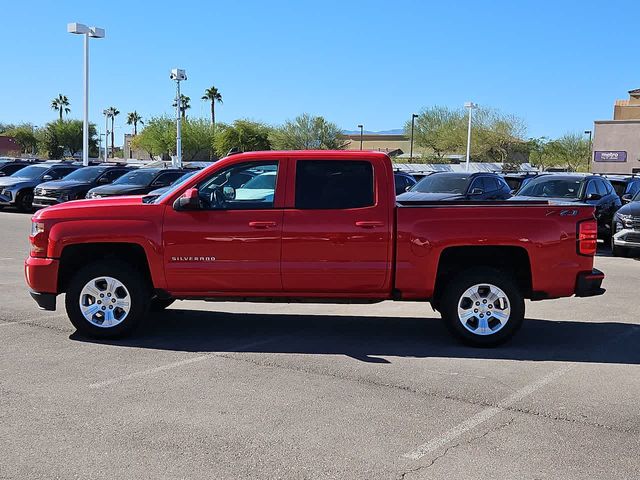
[{"left": 281, "top": 158, "right": 392, "bottom": 294}]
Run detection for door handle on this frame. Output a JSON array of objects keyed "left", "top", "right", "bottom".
[
  {"left": 249, "top": 221, "right": 277, "bottom": 229},
  {"left": 355, "top": 221, "right": 384, "bottom": 228}
]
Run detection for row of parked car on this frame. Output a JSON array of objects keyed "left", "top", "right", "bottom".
[{"left": 394, "top": 169, "right": 640, "bottom": 257}]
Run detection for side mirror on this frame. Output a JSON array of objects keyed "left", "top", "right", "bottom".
[
  {"left": 173, "top": 187, "right": 200, "bottom": 211},
  {"left": 222, "top": 186, "right": 236, "bottom": 200},
  {"left": 470, "top": 188, "right": 484, "bottom": 195},
  {"left": 509, "top": 189, "right": 517, "bottom": 195},
  {"left": 586, "top": 193, "right": 602, "bottom": 201},
  {"left": 405, "top": 185, "right": 412, "bottom": 192},
  {"left": 42, "top": 175, "right": 53, "bottom": 182},
  {"left": 622, "top": 193, "right": 633, "bottom": 204}
]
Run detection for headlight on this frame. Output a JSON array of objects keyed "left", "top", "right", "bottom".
[
  {"left": 1, "top": 189, "right": 12, "bottom": 200},
  {"left": 31, "top": 222, "right": 45, "bottom": 236},
  {"left": 615, "top": 213, "right": 633, "bottom": 229}
]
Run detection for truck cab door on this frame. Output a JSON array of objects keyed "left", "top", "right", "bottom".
[
  {"left": 162, "top": 159, "right": 287, "bottom": 295},
  {"left": 280, "top": 157, "right": 392, "bottom": 294}
]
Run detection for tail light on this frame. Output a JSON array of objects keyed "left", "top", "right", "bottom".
[
  {"left": 577, "top": 220, "right": 597, "bottom": 256},
  {"left": 29, "top": 221, "right": 47, "bottom": 258}
]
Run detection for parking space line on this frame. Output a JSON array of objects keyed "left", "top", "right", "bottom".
[
  {"left": 88, "top": 335, "right": 292, "bottom": 389},
  {"left": 402, "top": 363, "right": 575, "bottom": 460}
]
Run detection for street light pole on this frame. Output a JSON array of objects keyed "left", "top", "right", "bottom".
[
  {"left": 170, "top": 69, "right": 187, "bottom": 168},
  {"left": 410, "top": 113, "right": 418, "bottom": 161},
  {"left": 464, "top": 102, "right": 477, "bottom": 171},
  {"left": 358, "top": 124, "right": 364, "bottom": 150},
  {"left": 584, "top": 130, "right": 593, "bottom": 172},
  {"left": 67, "top": 23, "right": 105, "bottom": 166},
  {"left": 103, "top": 110, "right": 110, "bottom": 162}
]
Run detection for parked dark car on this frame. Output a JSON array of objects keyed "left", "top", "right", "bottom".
[
  {"left": 0, "top": 162, "right": 81, "bottom": 211},
  {"left": 394, "top": 171, "right": 417, "bottom": 194},
  {"left": 602, "top": 174, "right": 640, "bottom": 204},
  {"left": 0, "top": 159, "right": 42, "bottom": 178},
  {"left": 146, "top": 169, "right": 201, "bottom": 197},
  {"left": 33, "top": 164, "right": 133, "bottom": 208},
  {"left": 397, "top": 172, "right": 512, "bottom": 201},
  {"left": 86, "top": 168, "right": 188, "bottom": 199},
  {"left": 514, "top": 173, "right": 621, "bottom": 238},
  {"left": 611, "top": 189, "right": 640, "bottom": 256},
  {"left": 502, "top": 172, "right": 544, "bottom": 193}
]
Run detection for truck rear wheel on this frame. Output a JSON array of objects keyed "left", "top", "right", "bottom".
[
  {"left": 440, "top": 268, "right": 524, "bottom": 347},
  {"left": 65, "top": 260, "right": 150, "bottom": 338}
]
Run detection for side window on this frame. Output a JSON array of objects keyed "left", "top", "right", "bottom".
[
  {"left": 3, "top": 165, "right": 25, "bottom": 175},
  {"left": 629, "top": 181, "right": 640, "bottom": 196},
  {"left": 484, "top": 177, "right": 499, "bottom": 192},
  {"left": 469, "top": 177, "right": 483, "bottom": 192},
  {"left": 47, "top": 168, "right": 66, "bottom": 180},
  {"left": 585, "top": 181, "right": 598, "bottom": 197},
  {"left": 594, "top": 179, "right": 608, "bottom": 196},
  {"left": 295, "top": 160, "right": 374, "bottom": 210},
  {"left": 101, "top": 169, "right": 128, "bottom": 183},
  {"left": 198, "top": 161, "right": 278, "bottom": 210},
  {"left": 153, "top": 172, "right": 184, "bottom": 187}
]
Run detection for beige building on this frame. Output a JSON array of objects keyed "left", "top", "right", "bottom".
[
  {"left": 591, "top": 89, "right": 640, "bottom": 174},
  {"left": 342, "top": 133, "right": 411, "bottom": 156}
]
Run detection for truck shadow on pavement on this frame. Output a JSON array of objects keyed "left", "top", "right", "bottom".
[{"left": 72, "top": 309, "right": 640, "bottom": 365}]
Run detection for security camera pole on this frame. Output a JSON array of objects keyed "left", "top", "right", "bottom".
[
  {"left": 170, "top": 69, "right": 187, "bottom": 168},
  {"left": 67, "top": 23, "right": 105, "bottom": 166}
]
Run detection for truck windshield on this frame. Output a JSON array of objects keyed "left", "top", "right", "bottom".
[
  {"left": 61, "top": 167, "right": 108, "bottom": 182},
  {"left": 411, "top": 174, "right": 470, "bottom": 194},
  {"left": 113, "top": 170, "right": 159, "bottom": 186},
  {"left": 10, "top": 165, "right": 48, "bottom": 180},
  {"left": 518, "top": 177, "right": 583, "bottom": 199}
]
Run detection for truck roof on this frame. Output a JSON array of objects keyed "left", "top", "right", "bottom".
[{"left": 221, "top": 150, "right": 391, "bottom": 161}]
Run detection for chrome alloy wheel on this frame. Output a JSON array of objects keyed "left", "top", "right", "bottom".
[
  {"left": 457, "top": 283, "right": 511, "bottom": 336},
  {"left": 79, "top": 276, "right": 131, "bottom": 328}
]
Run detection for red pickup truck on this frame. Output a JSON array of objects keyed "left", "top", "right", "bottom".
[{"left": 25, "top": 151, "right": 604, "bottom": 346}]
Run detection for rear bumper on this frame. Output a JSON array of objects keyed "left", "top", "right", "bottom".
[
  {"left": 575, "top": 268, "right": 605, "bottom": 297},
  {"left": 29, "top": 290, "right": 57, "bottom": 311}
]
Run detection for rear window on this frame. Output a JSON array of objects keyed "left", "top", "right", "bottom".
[{"left": 295, "top": 160, "right": 374, "bottom": 209}]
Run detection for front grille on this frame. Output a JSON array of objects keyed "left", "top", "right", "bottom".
[
  {"left": 35, "top": 188, "right": 63, "bottom": 199},
  {"left": 622, "top": 232, "right": 640, "bottom": 244},
  {"left": 630, "top": 217, "right": 640, "bottom": 229}
]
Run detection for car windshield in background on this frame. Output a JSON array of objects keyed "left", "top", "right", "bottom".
[
  {"left": 149, "top": 171, "right": 199, "bottom": 204},
  {"left": 10, "top": 165, "right": 48, "bottom": 180},
  {"left": 60, "top": 167, "right": 108, "bottom": 182},
  {"left": 241, "top": 173, "right": 276, "bottom": 189},
  {"left": 113, "top": 170, "right": 158, "bottom": 186},
  {"left": 411, "top": 174, "right": 470, "bottom": 194},
  {"left": 518, "top": 177, "right": 583, "bottom": 198}
]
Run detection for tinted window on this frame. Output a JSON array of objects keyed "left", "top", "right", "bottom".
[
  {"left": 628, "top": 180, "right": 640, "bottom": 196},
  {"left": 153, "top": 171, "right": 184, "bottom": 186},
  {"left": 609, "top": 180, "right": 626, "bottom": 197},
  {"left": 11, "top": 165, "right": 48, "bottom": 179},
  {"left": 1, "top": 164, "right": 27, "bottom": 175},
  {"left": 199, "top": 161, "right": 278, "bottom": 210},
  {"left": 100, "top": 169, "right": 129, "bottom": 183},
  {"left": 412, "top": 173, "right": 470, "bottom": 194},
  {"left": 585, "top": 181, "right": 598, "bottom": 197},
  {"left": 295, "top": 160, "right": 374, "bottom": 210},
  {"left": 113, "top": 170, "right": 160, "bottom": 186},
  {"left": 48, "top": 167, "right": 77, "bottom": 180},
  {"left": 594, "top": 179, "right": 610, "bottom": 196},
  {"left": 62, "top": 166, "right": 108, "bottom": 182},
  {"left": 519, "top": 177, "right": 584, "bottom": 199},
  {"left": 483, "top": 177, "right": 499, "bottom": 192}
]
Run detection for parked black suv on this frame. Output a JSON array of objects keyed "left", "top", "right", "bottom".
[
  {"left": 394, "top": 171, "right": 417, "bottom": 194},
  {"left": 0, "top": 162, "right": 81, "bottom": 211},
  {"left": 86, "top": 168, "right": 188, "bottom": 198},
  {"left": 0, "top": 159, "right": 42, "bottom": 178},
  {"left": 612, "top": 189, "right": 640, "bottom": 256},
  {"left": 514, "top": 173, "right": 621, "bottom": 238},
  {"left": 602, "top": 174, "right": 640, "bottom": 204},
  {"left": 397, "top": 172, "right": 512, "bottom": 201},
  {"left": 33, "top": 164, "right": 133, "bottom": 208}
]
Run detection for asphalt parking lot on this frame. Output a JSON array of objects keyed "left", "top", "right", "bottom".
[{"left": 1, "top": 210, "right": 638, "bottom": 480}]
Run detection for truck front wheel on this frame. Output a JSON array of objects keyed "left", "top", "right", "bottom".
[
  {"left": 65, "top": 260, "right": 150, "bottom": 338},
  {"left": 440, "top": 268, "right": 524, "bottom": 347}
]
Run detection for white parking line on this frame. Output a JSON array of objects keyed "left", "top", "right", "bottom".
[
  {"left": 88, "top": 335, "right": 291, "bottom": 389},
  {"left": 402, "top": 363, "right": 574, "bottom": 460}
]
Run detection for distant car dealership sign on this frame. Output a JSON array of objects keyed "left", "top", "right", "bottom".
[{"left": 594, "top": 151, "right": 627, "bottom": 162}]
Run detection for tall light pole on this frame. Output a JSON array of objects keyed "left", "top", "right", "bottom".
[
  {"left": 103, "top": 109, "right": 110, "bottom": 162},
  {"left": 410, "top": 113, "right": 418, "bottom": 161},
  {"left": 584, "top": 130, "right": 593, "bottom": 172},
  {"left": 67, "top": 23, "right": 105, "bottom": 166},
  {"left": 464, "top": 102, "right": 477, "bottom": 171},
  {"left": 357, "top": 124, "right": 364, "bottom": 150},
  {"left": 170, "top": 69, "right": 187, "bottom": 168}
]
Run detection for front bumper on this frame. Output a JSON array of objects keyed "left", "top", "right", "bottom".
[
  {"left": 24, "top": 256, "right": 59, "bottom": 311},
  {"left": 575, "top": 268, "right": 606, "bottom": 297},
  {"left": 0, "top": 192, "right": 15, "bottom": 206},
  {"left": 29, "top": 290, "right": 56, "bottom": 310},
  {"left": 32, "top": 196, "right": 64, "bottom": 208},
  {"left": 612, "top": 228, "right": 640, "bottom": 249}
]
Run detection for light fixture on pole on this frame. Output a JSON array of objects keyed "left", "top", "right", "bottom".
[
  {"left": 410, "top": 113, "right": 418, "bottom": 161},
  {"left": 103, "top": 109, "right": 110, "bottom": 162},
  {"left": 584, "top": 130, "right": 593, "bottom": 172},
  {"left": 67, "top": 23, "right": 105, "bottom": 166},
  {"left": 357, "top": 124, "right": 364, "bottom": 150},
  {"left": 170, "top": 68, "right": 187, "bottom": 168},
  {"left": 464, "top": 102, "right": 477, "bottom": 171}
]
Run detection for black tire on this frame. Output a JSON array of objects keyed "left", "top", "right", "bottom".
[
  {"left": 65, "top": 260, "right": 150, "bottom": 338},
  {"left": 15, "top": 190, "right": 33, "bottom": 212},
  {"left": 440, "top": 268, "right": 525, "bottom": 347},
  {"left": 150, "top": 298, "right": 175, "bottom": 312}
]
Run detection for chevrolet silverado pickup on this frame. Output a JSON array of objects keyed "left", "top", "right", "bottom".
[{"left": 25, "top": 151, "right": 605, "bottom": 346}]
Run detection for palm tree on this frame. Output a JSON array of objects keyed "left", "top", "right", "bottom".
[
  {"left": 51, "top": 94, "right": 70, "bottom": 120},
  {"left": 126, "top": 111, "right": 143, "bottom": 135},
  {"left": 173, "top": 95, "right": 190, "bottom": 119},
  {"left": 105, "top": 106, "right": 120, "bottom": 157},
  {"left": 201, "top": 86, "right": 223, "bottom": 126}
]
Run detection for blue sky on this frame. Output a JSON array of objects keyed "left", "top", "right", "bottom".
[{"left": 1, "top": 0, "right": 638, "bottom": 145}]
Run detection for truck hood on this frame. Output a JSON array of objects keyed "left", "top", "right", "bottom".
[
  {"left": 33, "top": 195, "right": 148, "bottom": 221},
  {"left": 617, "top": 200, "right": 640, "bottom": 217},
  {"left": 396, "top": 191, "right": 466, "bottom": 201}
]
